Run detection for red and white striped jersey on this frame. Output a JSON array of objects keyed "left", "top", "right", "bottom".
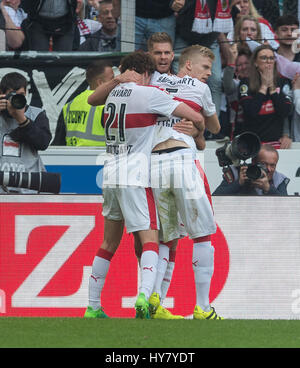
[
  {"left": 150, "top": 71, "right": 216, "bottom": 150},
  {"left": 103, "top": 82, "right": 181, "bottom": 187},
  {"left": 103, "top": 81, "right": 180, "bottom": 156}
]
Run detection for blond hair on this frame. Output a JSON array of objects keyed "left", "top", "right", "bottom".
[
  {"left": 230, "top": 0, "right": 261, "bottom": 18},
  {"left": 248, "top": 0, "right": 261, "bottom": 18},
  {"left": 178, "top": 45, "right": 215, "bottom": 69},
  {"left": 234, "top": 15, "right": 262, "bottom": 49},
  {"left": 147, "top": 32, "right": 173, "bottom": 51}
]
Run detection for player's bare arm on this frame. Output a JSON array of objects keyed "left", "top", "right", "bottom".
[
  {"left": 204, "top": 113, "right": 221, "bottom": 134},
  {"left": 88, "top": 70, "right": 141, "bottom": 106},
  {"left": 172, "top": 119, "right": 199, "bottom": 137},
  {"left": 172, "top": 119, "right": 206, "bottom": 150},
  {"left": 173, "top": 103, "right": 205, "bottom": 132}
]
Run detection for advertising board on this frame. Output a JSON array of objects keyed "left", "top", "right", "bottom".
[{"left": 1, "top": 195, "right": 299, "bottom": 319}]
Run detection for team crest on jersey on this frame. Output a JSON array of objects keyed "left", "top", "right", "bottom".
[{"left": 240, "top": 84, "right": 248, "bottom": 96}]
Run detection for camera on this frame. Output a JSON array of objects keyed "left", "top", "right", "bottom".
[
  {"left": 245, "top": 163, "right": 268, "bottom": 181},
  {"left": 4, "top": 92, "right": 27, "bottom": 109},
  {"left": 215, "top": 131, "right": 261, "bottom": 183},
  {"left": 0, "top": 171, "right": 61, "bottom": 193}
]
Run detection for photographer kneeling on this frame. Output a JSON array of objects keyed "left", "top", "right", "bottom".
[
  {"left": 0, "top": 72, "right": 52, "bottom": 193},
  {"left": 213, "top": 144, "right": 290, "bottom": 196}
]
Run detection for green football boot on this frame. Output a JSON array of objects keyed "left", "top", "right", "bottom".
[
  {"left": 84, "top": 306, "right": 109, "bottom": 318},
  {"left": 135, "top": 293, "right": 150, "bottom": 319}
]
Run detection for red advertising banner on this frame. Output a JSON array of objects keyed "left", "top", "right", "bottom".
[{"left": 0, "top": 196, "right": 229, "bottom": 318}]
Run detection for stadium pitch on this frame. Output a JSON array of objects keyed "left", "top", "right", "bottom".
[{"left": 1, "top": 317, "right": 300, "bottom": 348}]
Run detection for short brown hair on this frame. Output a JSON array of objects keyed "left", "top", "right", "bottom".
[
  {"left": 0, "top": 72, "right": 27, "bottom": 94},
  {"left": 147, "top": 32, "right": 173, "bottom": 51},
  {"left": 85, "top": 59, "right": 113, "bottom": 85},
  {"left": 178, "top": 45, "right": 215, "bottom": 69},
  {"left": 120, "top": 50, "right": 156, "bottom": 75}
]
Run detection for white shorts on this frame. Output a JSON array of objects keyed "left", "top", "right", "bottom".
[
  {"left": 151, "top": 148, "right": 216, "bottom": 243},
  {"left": 102, "top": 186, "right": 159, "bottom": 233}
]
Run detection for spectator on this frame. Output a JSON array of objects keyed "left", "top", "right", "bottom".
[
  {"left": 229, "top": 0, "right": 279, "bottom": 50},
  {"left": 0, "top": 0, "right": 27, "bottom": 50},
  {"left": 291, "top": 73, "right": 300, "bottom": 142},
  {"left": 222, "top": 46, "right": 252, "bottom": 138},
  {"left": 172, "top": 0, "right": 233, "bottom": 132},
  {"left": 0, "top": 72, "right": 52, "bottom": 193},
  {"left": 20, "top": 0, "right": 78, "bottom": 51},
  {"left": 52, "top": 60, "right": 114, "bottom": 146},
  {"left": 246, "top": 37, "right": 300, "bottom": 82},
  {"left": 74, "top": 0, "right": 102, "bottom": 49},
  {"left": 213, "top": 144, "right": 290, "bottom": 195},
  {"left": 78, "top": 0, "right": 120, "bottom": 52},
  {"left": 274, "top": 15, "right": 300, "bottom": 62},
  {"left": 238, "top": 44, "right": 293, "bottom": 149},
  {"left": 231, "top": 15, "right": 262, "bottom": 52},
  {"left": 134, "top": 0, "right": 176, "bottom": 51}
]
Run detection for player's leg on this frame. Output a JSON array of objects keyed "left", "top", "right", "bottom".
[
  {"left": 152, "top": 240, "right": 172, "bottom": 298},
  {"left": 134, "top": 228, "right": 159, "bottom": 319},
  {"left": 84, "top": 218, "right": 124, "bottom": 318},
  {"left": 192, "top": 235, "right": 222, "bottom": 320},
  {"left": 159, "top": 241, "right": 177, "bottom": 303},
  {"left": 158, "top": 212, "right": 187, "bottom": 306},
  {"left": 116, "top": 186, "right": 160, "bottom": 319},
  {"left": 149, "top": 238, "right": 184, "bottom": 319},
  {"left": 150, "top": 150, "right": 190, "bottom": 319},
  {"left": 84, "top": 187, "right": 124, "bottom": 318},
  {"left": 175, "top": 152, "right": 223, "bottom": 319}
]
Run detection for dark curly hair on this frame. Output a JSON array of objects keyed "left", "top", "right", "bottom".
[{"left": 119, "top": 51, "right": 156, "bottom": 75}]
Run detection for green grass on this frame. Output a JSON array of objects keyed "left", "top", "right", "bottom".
[{"left": 1, "top": 318, "right": 300, "bottom": 348}]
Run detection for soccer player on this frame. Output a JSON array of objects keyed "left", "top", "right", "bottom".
[
  {"left": 148, "top": 44, "right": 223, "bottom": 320},
  {"left": 84, "top": 50, "right": 206, "bottom": 319}
]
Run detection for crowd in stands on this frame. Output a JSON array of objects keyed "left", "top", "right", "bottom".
[{"left": 0, "top": 0, "right": 300, "bottom": 147}]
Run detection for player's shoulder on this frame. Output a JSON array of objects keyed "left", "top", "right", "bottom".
[{"left": 151, "top": 71, "right": 177, "bottom": 85}]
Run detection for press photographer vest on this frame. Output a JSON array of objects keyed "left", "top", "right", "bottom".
[
  {"left": 63, "top": 90, "right": 106, "bottom": 147},
  {"left": 0, "top": 105, "right": 46, "bottom": 193}
]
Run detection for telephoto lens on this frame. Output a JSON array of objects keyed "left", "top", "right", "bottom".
[{"left": 0, "top": 171, "right": 61, "bottom": 193}]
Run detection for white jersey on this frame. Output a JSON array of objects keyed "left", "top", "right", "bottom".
[
  {"left": 150, "top": 71, "right": 216, "bottom": 150},
  {"left": 103, "top": 82, "right": 180, "bottom": 187}
]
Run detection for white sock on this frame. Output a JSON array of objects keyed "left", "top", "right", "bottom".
[
  {"left": 88, "top": 249, "right": 113, "bottom": 310},
  {"left": 139, "top": 242, "right": 158, "bottom": 299},
  {"left": 192, "top": 241, "right": 214, "bottom": 312},
  {"left": 160, "top": 248, "right": 176, "bottom": 303},
  {"left": 153, "top": 243, "right": 170, "bottom": 297}
]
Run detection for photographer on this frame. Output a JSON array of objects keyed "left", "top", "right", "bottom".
[
  {"left": 0, "top": 72, "right": 52, "bottom": 193},
  {"left": 213, "top": 144, "right": 290, "bottom": 195}
]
